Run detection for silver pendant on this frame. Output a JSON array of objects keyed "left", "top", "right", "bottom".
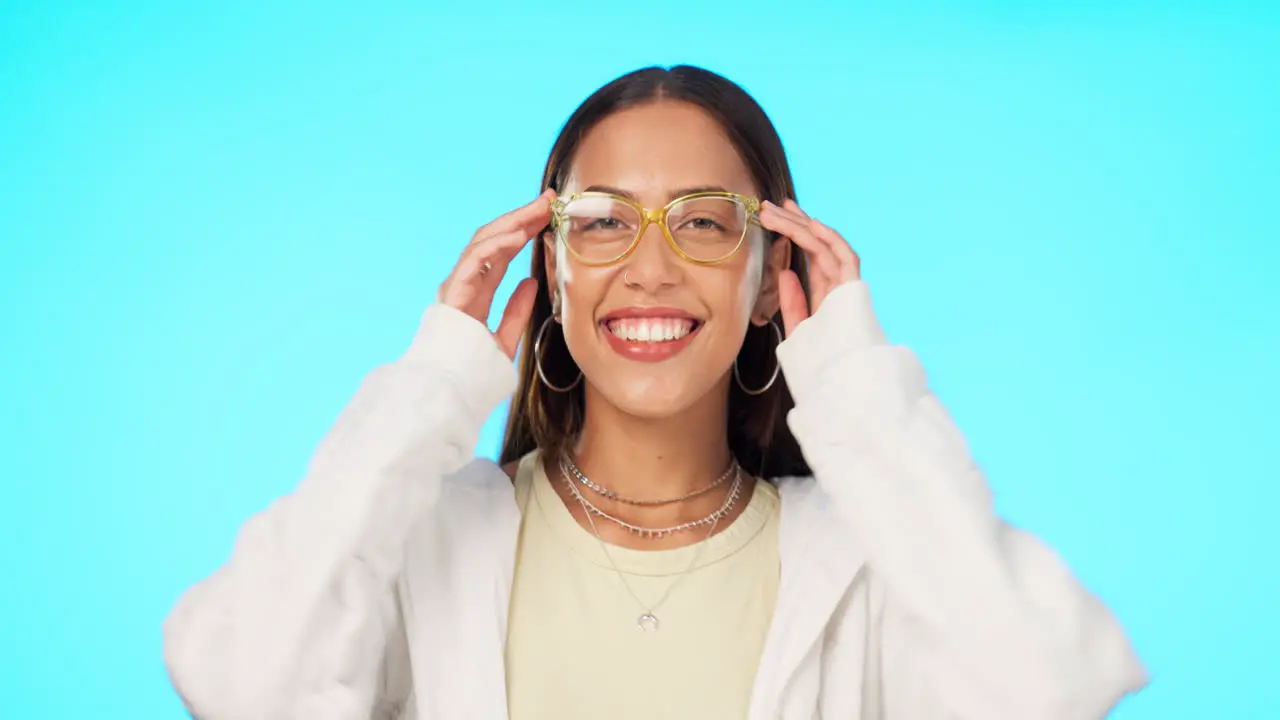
[{"left": 637, "top": 613, "right": 660, "bottom": 632}]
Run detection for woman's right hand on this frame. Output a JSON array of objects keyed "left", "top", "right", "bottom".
[{"left": 437, "top": 189, "right": 555, "bottom": 360}]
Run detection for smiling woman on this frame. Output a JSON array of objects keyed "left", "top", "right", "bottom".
[{"left": 161, "top": 65, "right": 1148, "bottom": 719}]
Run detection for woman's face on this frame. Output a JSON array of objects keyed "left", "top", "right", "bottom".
[{"left": 546, "top": 100, "right": 787, "bottom": 419}]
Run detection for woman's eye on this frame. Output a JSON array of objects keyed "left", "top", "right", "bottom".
[
  {"left": 584, "top": 216, "right": 625, "bottom": 231},
  {"left": 684, "top": 217, "right": 724, "bottom": 231}
]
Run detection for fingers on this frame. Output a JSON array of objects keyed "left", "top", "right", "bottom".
[
  {"left": 473, "top": 189, "right": 556, "bottom": 243},
  {"left": 777, "top": 269, "right": 809, "bottom": 338},
  {"left": 783, "top": 200, "right": 860, "bottom": 280},
  {"left": 439, "top": 190, "right": 557, "bottom": 330},
  {"left": 760, "top": 201, "right": 843, "bottom": 283},
  {"left": 456, "top": 189, "right": 557, "bottom": 295},
  {"left": 458, "top": 227, "right": 531, "bottom": 281},
  {"left": 760, "top": 199, "right": 863, "bottom": 319},
  {"left": 759, "top": 201, "right": 839, "bottom": 309},
  {"left": 495, "top": 278, "right": 538, "bottom": 359},
  {"left": 438, "top": 226, "right": 533, "bottom": 322}
]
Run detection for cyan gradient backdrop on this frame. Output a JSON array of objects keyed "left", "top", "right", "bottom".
[{"left": 2, "top": 1, "right": 1276, "bottom": 717}]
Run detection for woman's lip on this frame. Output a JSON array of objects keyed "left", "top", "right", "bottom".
[
  {"left": 599, "top": 306, "right": 701, "bottom": 322},
  {"left": 600, "top": 321, "right": 702, "bottom": 363}
]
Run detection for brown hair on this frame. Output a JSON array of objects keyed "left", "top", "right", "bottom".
[{"left": 499, "top": 65, "right": 812, "bottom": 479}]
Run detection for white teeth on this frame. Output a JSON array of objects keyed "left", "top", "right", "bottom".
[{"left": 606, "top": 318, "right": 695, "bottom": 343}]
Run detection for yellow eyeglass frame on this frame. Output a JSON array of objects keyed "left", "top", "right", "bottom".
[{"left": 549, "top": 190, "right": 764, "bottom": 267}]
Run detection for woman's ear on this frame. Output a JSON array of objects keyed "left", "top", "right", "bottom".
[{"left": 752, "top": 234, "right": 792, "bottom": 326}]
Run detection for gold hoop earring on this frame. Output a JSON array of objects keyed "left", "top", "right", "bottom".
[
  {"left": 733, "top": 321, "right": 782, "bottom": 396},
  {"left": 534, "top": 315, "right": 583, "bottom": 392}
]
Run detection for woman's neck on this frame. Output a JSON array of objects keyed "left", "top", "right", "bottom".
[
  {"left": 571, "top": 383, "right": 734, "bottom": 503},
  {"left": 548, "top": 380, "right": 756, "bottom": 550}
]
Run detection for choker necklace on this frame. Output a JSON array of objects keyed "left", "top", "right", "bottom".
[
  {"left": 560, "top": 453, "right": 742, "bottom": 539},
  {"left": 557, "top": 452, "right": 742, "bottom": 632},
  {"left": 563, "top": 454, "right": 734, "bottom": 506}
]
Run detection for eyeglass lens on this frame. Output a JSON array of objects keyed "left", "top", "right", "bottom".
[{"left": 558, "top": 195, "right": 748, "bottom": 263}]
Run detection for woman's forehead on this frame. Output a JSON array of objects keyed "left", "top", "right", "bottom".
[{"left": 564, "top": 103, "right": 757, "bottom": 200}]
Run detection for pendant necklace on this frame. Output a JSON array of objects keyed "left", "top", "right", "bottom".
[{"left": 559, "top": 453, "right": 741, "bottom": 632}]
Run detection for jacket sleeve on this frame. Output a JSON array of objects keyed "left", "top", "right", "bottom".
[
  {"left": 162, "top": 303, "right": 516, "bottom": 720},
  {"left": 776, "top": 281, "right": 1148, "bottom": 719}
]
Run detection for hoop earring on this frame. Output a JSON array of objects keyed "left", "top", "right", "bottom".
[
  {"left": 534, "top": 315, "right": 583, "bottom": 392},
  {"left": 733, "top": 321, "right": 782, "bottom": 396}
]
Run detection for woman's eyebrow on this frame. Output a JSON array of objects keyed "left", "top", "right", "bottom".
[
  {"left": 581, "top": 184, "right": 732, "bottom": 202},
  {"left": 582, "top": 184, "right": 636, "bottom": 199}
]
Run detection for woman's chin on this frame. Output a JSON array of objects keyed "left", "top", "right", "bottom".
[
  {"left": 593, "top": 380, "right": 702, "bottom": 420},
  {"left": 587, "top": 371, "right": 729, "bottom": 421}
]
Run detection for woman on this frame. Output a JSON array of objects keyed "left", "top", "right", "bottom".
[{"left": 164, "top": 66, "right": 1147, "bottom": 719}]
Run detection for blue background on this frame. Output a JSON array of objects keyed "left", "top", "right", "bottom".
[{"left": 1, "top": 1, "right": 1276, "bottom": 717}]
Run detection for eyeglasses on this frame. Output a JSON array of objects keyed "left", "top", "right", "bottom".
[{"left": 549, "top": 191, "right": 763, "bottom": 266}]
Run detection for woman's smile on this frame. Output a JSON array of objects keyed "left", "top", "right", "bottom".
[{"left": 598, "top": 306, "right": 705, "bottom": 361}]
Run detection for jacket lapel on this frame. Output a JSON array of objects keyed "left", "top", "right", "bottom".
[
  {"left": 748, "top": 478, "right": 867, "bottom": 719},
  {"left": 403, "top": 462, "right": 521, "bottom": 719}
]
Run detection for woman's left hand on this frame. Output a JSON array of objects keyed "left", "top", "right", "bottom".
[{"left": 759, "top": 199, "right": 862, "bottom": 337}]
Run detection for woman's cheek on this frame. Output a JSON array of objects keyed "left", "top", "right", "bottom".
[
  {"left": 554, "top": 240, "right": 574, "bottom": 300},
  {"left": 736, "top": 233, "right": 767, "bottom": 325}
]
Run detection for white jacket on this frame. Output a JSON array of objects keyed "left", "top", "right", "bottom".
[{"left": 163, "top": 281, "right": 1147, "bottom": 719}]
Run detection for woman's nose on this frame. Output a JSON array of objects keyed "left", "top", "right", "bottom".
[{"left": 622, "top": 220, "right": 682, "bottom": 290}]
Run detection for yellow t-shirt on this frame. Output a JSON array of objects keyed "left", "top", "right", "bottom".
[{"left": 504, "top": 451, "right": 781, "bottom": 719}]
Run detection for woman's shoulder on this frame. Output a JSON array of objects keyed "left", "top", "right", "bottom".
[
  {"left": 437, "top": 450, "right": 535, "bottom": 502},
  {"left": 501, "top": 461, "right": 519, "bottom": 482},
  {"left": 403, "top": 456, "right": 524, "bottom": 543},
  {"left": 771, "top": 473, "right": 845, "bottom": 525},
  {"left": 438, "top": 456, "right": 515, "bottom": 498},
  {"left": 771, "top": 472, "right": 819, "bottom": 498}
]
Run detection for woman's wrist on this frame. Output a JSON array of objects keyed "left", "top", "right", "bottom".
[
  {"left": 776, "top": 280, "right": 886, "bottom": 407},
  {"left": 403, "top": 303, "right": 519, "bottom": 418}
]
